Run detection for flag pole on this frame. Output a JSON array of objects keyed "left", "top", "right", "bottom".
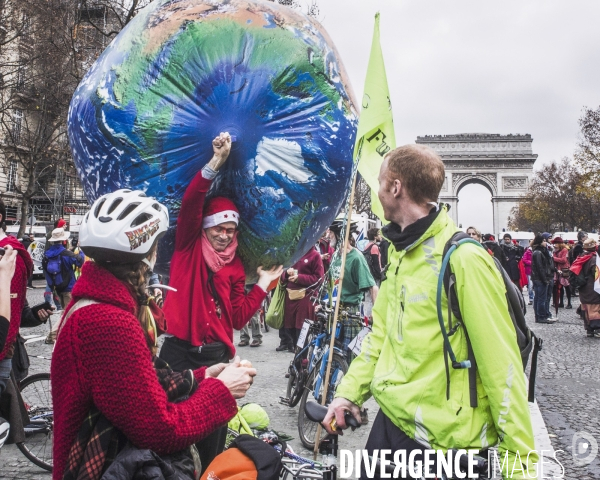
[{"left": 313, "top": 168, "right": 359, "bottom": 458}]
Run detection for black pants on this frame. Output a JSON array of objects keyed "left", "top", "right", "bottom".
[
  {"left": 159, "top": 337, "right": 230, "bottom": 473},
  {"left": 279, "top": 328, "right": 301, "bottom": 348},
  {"left": 360, "top": 410, "right": 428, "bottom": 480}
]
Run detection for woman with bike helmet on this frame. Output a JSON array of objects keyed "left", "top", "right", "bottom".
[{"left": 51, "top": 190, "right": 256, "bottom": 480}]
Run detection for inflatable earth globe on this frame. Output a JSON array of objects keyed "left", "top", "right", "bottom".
[{"left": 68, "top": 0, "right": 358, "bottom": 279}]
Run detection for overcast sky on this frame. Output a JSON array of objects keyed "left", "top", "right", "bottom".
[{"left": 315, "top": 0, "right": 600, "bottom": 232}]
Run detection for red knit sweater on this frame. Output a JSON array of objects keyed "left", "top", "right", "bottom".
[
  {"left": 163, "top": 170, "right": 266, "bottom": 358},
  {"left": 0, "top": 235, "right": 33, "bottom": 360},
  {"left": 51, "top": 262, "right": 238, "bottom": 480}
]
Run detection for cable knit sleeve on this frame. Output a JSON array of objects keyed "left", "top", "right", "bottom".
[{"left": 77, "top": 306, "right": 237, "bottom": 454}]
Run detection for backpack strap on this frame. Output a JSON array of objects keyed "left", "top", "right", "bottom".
[
  {"left": 56, "top": 298, "right": 100, "bottom": 340},
  {"left": 528, "top": 335, "right": 543, "bottom": 402},
  {"left": 436, "top": 232, "right": 484, "bottom": 404}
]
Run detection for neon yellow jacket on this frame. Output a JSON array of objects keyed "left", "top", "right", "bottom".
[{"left": 335, "top": 208, "right": 538, "bottom": 479}]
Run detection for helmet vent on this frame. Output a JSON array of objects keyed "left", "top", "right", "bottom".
[
  {"left": 152, "top": 203, "right": 161, "bottom": 211},
  {"left": 117, "top": 203, "right": 140, "bottom": 220},
  {"left": 99, "top": 216, "right": 113, "bottom": 223},
  {"left": 131, "top": 212, "right": 153, "bottom": 227},
  {"left": 107, "top": 197, "right": 123, "bottom": 214},
  {"left": 94, "top": 198, "right": 106, "bottom": 218}
]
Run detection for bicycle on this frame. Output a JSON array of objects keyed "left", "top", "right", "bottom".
[
  {"left": 1, "top": 332, "right": 54, "bottom": 471},
  {"left": 17, "top": 371, "right": 53, "bottom": 471},
  {"left": 280, "top": 302, "right": 365, "bottom": 449}
]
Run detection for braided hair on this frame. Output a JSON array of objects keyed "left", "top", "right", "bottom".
[{"left": 96, "top": 243, "right": 157, "bottom": 353}]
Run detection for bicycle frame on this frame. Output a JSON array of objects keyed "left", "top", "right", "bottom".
[{"left": 312, "top": 345, "right": 346, "bottom": 404}]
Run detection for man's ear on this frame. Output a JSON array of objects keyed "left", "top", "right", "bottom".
[{"left": 392, "top": 179, "right": 402, "bottom": 199}]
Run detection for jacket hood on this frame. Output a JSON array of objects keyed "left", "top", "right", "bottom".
[
  {"left": 70, "top": 262, "right": 137, "bottom": 316},
  {"left": 0, "top": 235, "right": 33, "bottom": 277},
  {"left": 382, "top": 206, "right": 443, "bottom": 252}
]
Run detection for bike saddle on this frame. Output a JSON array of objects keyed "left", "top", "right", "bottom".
[
  {"left": 304, "top": 402, "right": 360, "bottom": 428},
  {"left": 305, "top": 401, "right": 328, "bottom": 423}
]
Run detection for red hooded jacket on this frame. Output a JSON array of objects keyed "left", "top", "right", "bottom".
[
  {"left": 163, "top": 170, "right": 266, "bottom": 358},
  {"left": 0, "top": 235, "right": 33, "bottom": 360}
]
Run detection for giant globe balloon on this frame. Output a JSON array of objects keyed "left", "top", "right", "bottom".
[{"left": 68, "top": 0, "right": 358, "bottom": 279}]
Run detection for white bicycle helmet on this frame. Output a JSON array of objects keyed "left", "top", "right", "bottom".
[
  {"left": 80, "top": 189, "right": 169, "bottom": 263},
  {"left": 0, "top": 417, "right": 9, "bottom": 449}
]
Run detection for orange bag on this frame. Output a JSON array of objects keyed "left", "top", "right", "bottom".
[{"left": 200, "top": 435, "right": 281, "bottom": 480}]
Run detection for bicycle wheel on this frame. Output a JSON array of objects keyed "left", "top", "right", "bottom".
[
  {"left": 17, "top": 373, "right": 53, "bottom": 472},
  {"left": 297, "top": 352, "right": 348, "bottom": 450},
  {"left": 286, "top": 362, "right": 305, "bottom": 408}
]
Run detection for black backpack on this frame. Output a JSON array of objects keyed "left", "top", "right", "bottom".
[
  {"left": 362, "top": 242, "right": 380, "bottom": 281},
  {"left": 42, "top": 249, "right": 74, "bottom": 293},
  {"left": 436, "top": 232, "right": 542, "bottom": 406}
]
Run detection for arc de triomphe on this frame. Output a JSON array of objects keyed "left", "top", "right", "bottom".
[{"left": 415, "top": 133, "right": 537, "bottom": 235}]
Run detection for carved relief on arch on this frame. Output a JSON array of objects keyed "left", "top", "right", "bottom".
[
  {"left": 452, "top": 172, "right": 497, "bottom": 196},
  {"left": 503, "top": 177, "right": 528, "bottom": 190}
]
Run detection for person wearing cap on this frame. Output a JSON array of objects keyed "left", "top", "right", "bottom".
[
  {"left": 569, "top": 237, "right": 600, "bottom": 337},
  {"left": 160, "top": 133, "right": 282, "bottom": 466},
  {"left": 531, "top": 233, "right": 556, "bottom": 324},
  {"left": 43, "top": 228, "right": 85, "bottom": 311},
  {"left": 43, "top": 228, "right": 85, "bottom": 344},
  {"left": 42, "top": 218, "right": 69, "bottom": 311},
  {"left": 551, "top": 237, "right": 572, "bottom": 309}
]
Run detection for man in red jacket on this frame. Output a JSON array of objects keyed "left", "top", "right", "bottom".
[
  {"left": 0, "top": 199, "right": 33, "bottom": 396},
  {"left": 160, "top": 132, "right": 282, "bottom": 466}
]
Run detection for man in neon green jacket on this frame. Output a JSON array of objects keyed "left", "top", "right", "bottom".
[{"left": 324, "top": 145, "right": 538, "bottom": 479}]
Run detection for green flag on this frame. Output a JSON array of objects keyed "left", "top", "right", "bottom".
[{"left": 355, "top": 12, "right": 396, "bottom": 221}]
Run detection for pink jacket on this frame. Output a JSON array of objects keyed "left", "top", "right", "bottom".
[{"left": 522, "top": 248, "right": 533, "bottom": 276}]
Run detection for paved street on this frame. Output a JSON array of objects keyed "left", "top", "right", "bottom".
[{"left": 0, "top": 281, "right": 599, "bottom": 478}]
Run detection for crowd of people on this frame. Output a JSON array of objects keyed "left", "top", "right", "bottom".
[
  {"left": 465, "top": 227, "right": 599, "bottom": 336},
  {"left": 0, "top": 134, "right": 597, "bottom": 479}
]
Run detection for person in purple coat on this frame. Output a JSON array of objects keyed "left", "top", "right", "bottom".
[{"left": 276, "top": 247, "right": 324, "bottom": 352}]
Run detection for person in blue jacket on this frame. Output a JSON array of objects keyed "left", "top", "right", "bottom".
[{"left": 43, "top": 228, "right": 84, "bottom": 343}]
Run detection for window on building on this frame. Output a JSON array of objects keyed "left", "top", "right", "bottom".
[
  {"left": 6, "top": 160, "right": 18, "bottom": 193},
  {"left": 12, "top": 109, "right": 22, "bottom": 144},
  {"left": 15, "top": 66, "right": 25, "bottom": 93}
]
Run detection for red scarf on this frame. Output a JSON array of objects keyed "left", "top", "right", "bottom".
[
  {"left": 201, "top": 230, "right": 239, "bottom": 273},
  {"left": 570, "top": 252, "right": 594, "bottom": 275}
]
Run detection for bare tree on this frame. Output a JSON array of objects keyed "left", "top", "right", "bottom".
[{"left": 354, "top": 174, "right": 372, "bottom": 216}]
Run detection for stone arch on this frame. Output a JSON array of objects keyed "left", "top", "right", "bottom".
[{"left": 453, "top": 173, "right": 497, "bottom": 198}]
